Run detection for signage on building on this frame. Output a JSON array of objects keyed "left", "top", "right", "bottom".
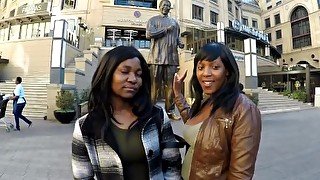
[
  {"left": 134, "top": 11, "right": 141, "bottom": 18},
  {"left": 17, "top": 2, "right": 48, "bottom": 15},
  {"left": 117, "top": 18, "right": 147, "bottom": 26},
  {"left": 232, "top": 19, "right": 269, "bottom": 44}
]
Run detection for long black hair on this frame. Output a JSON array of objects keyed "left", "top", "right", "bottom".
[
  {"left": 190, "top": 42, "right": 240, "bottom": 117},
  {"left": 88, "top": 46, "right": 152, "bottom": 123}
]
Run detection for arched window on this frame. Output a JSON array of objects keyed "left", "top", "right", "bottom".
[{"left": 291, "top": 6, "right": 311, "bottom": 49}]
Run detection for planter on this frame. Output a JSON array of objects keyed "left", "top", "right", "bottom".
[{"left": 54, "top": 110, "right": 76, "bottom": 124}]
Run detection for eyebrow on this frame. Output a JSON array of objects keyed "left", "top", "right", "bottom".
[{"left": 121, "top": 65, "right": 142, "bottom": 71}]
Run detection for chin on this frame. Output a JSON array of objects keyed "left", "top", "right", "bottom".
[{"left": 203, "top": 89, "right": 216, "bottom": 95}]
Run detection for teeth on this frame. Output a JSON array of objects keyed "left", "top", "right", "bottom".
[{"left": 204, "top": 81, "right": 212, "bottom": 85}]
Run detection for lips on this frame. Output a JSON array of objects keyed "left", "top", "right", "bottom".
[
  {"left": 123, "top": 86, "right": 138, "bottom": 92},
  {"left": 202, "top": 80, "right": 215, "bottom": 87}
]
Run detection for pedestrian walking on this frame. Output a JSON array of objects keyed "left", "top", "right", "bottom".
[{"left": 9, "top": 77, "right": 32, "bottom": 131}]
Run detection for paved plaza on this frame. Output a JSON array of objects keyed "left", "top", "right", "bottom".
[{"left": 0, "top": 108, "right": 320, "bottom": 179}]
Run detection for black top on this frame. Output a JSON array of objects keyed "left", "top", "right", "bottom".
[{"left": 107, "top": 120, "right": 149, "bottom": 180}]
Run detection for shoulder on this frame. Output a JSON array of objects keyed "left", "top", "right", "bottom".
[
  {"left": 77, "top": 109, "right": 105, "bottom": 136},
  {"left": 148, "top": 105, "right": 165, "bottom": 126},
  {"left": 148, "top": 15, "right": 161, "bottom": 22},
  {"left": 77, "top": 114, "right": 88, "bottom": 127},
  {"left": 152, "top": 105, "right": 163, "bottom": 115},
  {"left": 15, "top": 84, "right": 22, "bottom": 89},
  {"left": 234, "top": 94, "right": 257, "bottom": 111},
  {"left": 232, "top": 93, "right": 261, "bottom": 123}
]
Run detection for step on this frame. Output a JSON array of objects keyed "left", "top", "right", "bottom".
[
  {"left": 258, "top": 100, "right": 303, "bottom": 105},
  {"left": 258, "top": 97, "right": 297, "bottom": 101},
  {"left": 259, "top": 106, "right": 314, "bottom": 114},
  {"left": 1, "top": 76, "right": 52, "bottom": 119},
  {"left": 258, "top": 104, "right": 302, "bottom": 109}
]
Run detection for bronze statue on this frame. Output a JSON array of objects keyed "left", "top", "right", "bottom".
[{"left": 146, "top": 0, "right": 184, "bottom": 120}]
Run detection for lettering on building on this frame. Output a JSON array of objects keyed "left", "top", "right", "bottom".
[
  {"left": 117, "top": 19, "right": 148, "bottom": 26},
  {"left": 17, "top": 2, "right": 48, "bottom": 15},
  {"left": 232, "top": 19, "right": 269, "bottom": 43}
]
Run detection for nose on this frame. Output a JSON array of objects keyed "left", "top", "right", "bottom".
[{"left": 203, "top": 67, "right": 212, "bottom": 77}]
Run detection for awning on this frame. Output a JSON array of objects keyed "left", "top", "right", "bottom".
[{"left": 225, "top": 27, "right": 281, "bottom": 58}]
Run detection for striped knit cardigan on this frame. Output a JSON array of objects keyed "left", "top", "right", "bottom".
[{"left": 72, "top": 106, "right": 182, "bottom": 180}]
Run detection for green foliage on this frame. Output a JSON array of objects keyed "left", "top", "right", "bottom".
[
  {"left": 56, "top": 90, "right": 75, "bottom": 111},
  {"left": 291, "top": 90, "right": 307, "bottom": 102},
  {"left": 281, "top": 89, "right": 291, "bottom": 97},
  {"left": 79, "top": 88, "right": 90, "bottom": 104}
]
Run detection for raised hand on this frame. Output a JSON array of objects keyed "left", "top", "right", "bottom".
[{"left": 173, "top": 69, "right": 187, "bottom": 97}]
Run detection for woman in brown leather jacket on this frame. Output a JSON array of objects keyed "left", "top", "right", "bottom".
[{"left": 173, "top": 42, "right": 261, "bottom": 180}]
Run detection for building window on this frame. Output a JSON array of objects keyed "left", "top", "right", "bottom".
[
  {"left": 274, "top": 14, "right": 281, "bottom": 25},
  {"left": 268, "top": 33, "right": 272, "bottom": 41},
  {"left": 228, "top": 0, "right": 232, "bottom": 13},
  {"left": 210, "top": 0, "right": 218, "bottom": 3},
  {"left": 252, "top": 20, "right": 258, "bottom": 28},
  {"left": 276, "top": 44, "right": 283, "bottom": 54},
  {"left": 9, "top": 9, "right": 15, "bottom": 17},
  {"left": 265, "top": 18, "right": 271, "bottom": 28},
  {"left": 9, "top": 25, "right": 20, "bottom": 41},
  {"left": 276, "top": 1, "right": 282, "bottom": 6},
  {"left": 242, "top": 17, "right": 248, "bottom": 26},
  {"left": 267, "top": 6, "right": 272, "bottom": 10},
  {"left": 210, "top": 11, "right": 218, "bottom": 25},
  {"left": 192, "top": 4, "right": 203, "bottom": 21},
  {"left": 276, "top": 30, "right": 282, "bottom": 39},
  {"left": 0, "top": 27, "right": 8, "bottom": 42},
  {"left": 114, "top": 0, "right": 157, "bottom": 8},
  {"left": 186, "top": 28, "right": 217, "bottom": 54},
  {"left": 318, "top": 0, "right": 320, "bottom": 9},
  {"left": 105, "top": 28, "right": 150, "bottom": 49},
  {"left": 226, "top": 35, "right": 244, "bottom": 52},
  {"left": 62, "top": 0, "right": 77, "bottom": 9},
  {"left": 266, "top": 0, "right": 271, "bottom": 2},
  {"left": 291, "top": 6, "right": 311, "bottom": 49},
  {"left": 229, "top": 20, "right": 233, "bottom": 27},
  {"left": 4, "top": 0, "right": 7, "bottom": 8},
  {"left": 235, "top": 7, "right": 239, "bottom": 19}
]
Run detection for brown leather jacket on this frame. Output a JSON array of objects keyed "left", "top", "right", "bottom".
[{"left": 175, "top": 94, "right": 261, "bottom": 180}]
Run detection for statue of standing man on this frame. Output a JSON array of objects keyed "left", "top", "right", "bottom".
[{"left": 146, "top": 0, "right": 184, "bottom": 120}]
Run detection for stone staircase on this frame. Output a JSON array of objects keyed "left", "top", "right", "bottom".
[
  {"left": 257, "top": 88, "right": 314, "bottom": 114},
  {"left": 0, "top": 76, "right": 49, "bottom": 119}
]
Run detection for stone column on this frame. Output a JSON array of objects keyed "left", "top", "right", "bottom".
[
  {"left": 50, "top": 19, "right": 67, "bottom": 84},
  {"left": 244, "top": 38, "right": 258, "bottom": 89},
  {"left": 217, "top": 22, "right": 225, "bottom": 44}
]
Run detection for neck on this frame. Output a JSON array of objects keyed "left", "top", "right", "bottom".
[{"left": 111, "top": 96, "right": 132, "bottom": 112}]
